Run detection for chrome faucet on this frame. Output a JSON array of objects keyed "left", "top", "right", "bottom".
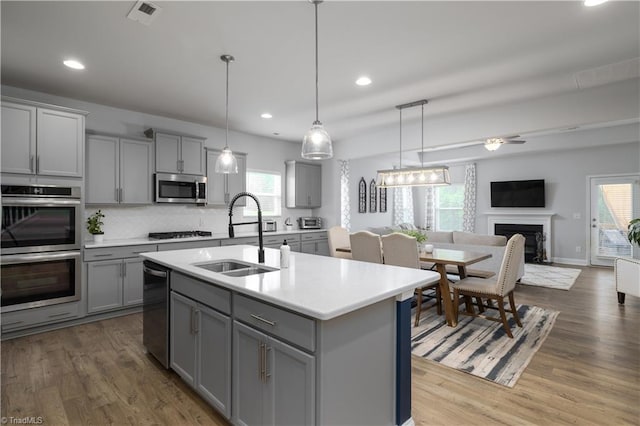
[{"left": 228, "top": 192, "right": 265, "bottom": 263}]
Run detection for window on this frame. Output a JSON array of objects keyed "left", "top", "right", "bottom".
[
  {"left": 244, "top": 170, "right": 282, "bottom": 217},
  {"left": 435, "top": 184, "right": 464, "bottom": 231}
]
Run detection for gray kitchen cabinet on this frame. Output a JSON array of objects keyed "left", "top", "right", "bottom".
[
  {"left": 264, "top": 234, "right": 301, "bottom": 252},
  {"left": 1, "top": 301, "right": 82, "bottom": 334},
  {"left": 285, "top": 161, "right": 321, "bottom": 208},
  {"left": 85, "top": 245, "right": 155, "bottom": 314},
  {"left": 206, "top": 149, "right": 247, "bottom": 206},
  {"left": 86, "top": 134, "right": 153, "bottom": 204},
  {"left": 220, "top": 237, "right": 258, "bottom": 247},
  {"left": 233, "top": 320, "right": 315, "bottom": 426},
  {"left": 300, "top": 231, "right": 329, "bottom": 256},
  {"left": 1, "top": 99, "right": 85, "bottom": 177},
  {"left": 170, "top": 285, "right": 232, "bottom": 418},
  {"left": 155, "top": 132, "right": 205, "bottom": 175},
  {"left": 157, "top": 239, "right": 221, "bottom": 251}
]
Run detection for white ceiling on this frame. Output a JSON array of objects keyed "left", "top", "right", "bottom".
[{"left": 2, "top": 1, "right": 639, "bottom": 146}]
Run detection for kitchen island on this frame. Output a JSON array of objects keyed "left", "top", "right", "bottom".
[{"left": 141, "top": 245, "right": 440, "bottom": 426}]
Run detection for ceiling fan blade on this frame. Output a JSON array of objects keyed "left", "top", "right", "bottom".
[{"left": 505, "top": 140, "right": 526, "bottom": 144}]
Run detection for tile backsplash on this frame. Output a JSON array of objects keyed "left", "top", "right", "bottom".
[{"left": 83, "top": 205, "right": 311, "bottom": 240}]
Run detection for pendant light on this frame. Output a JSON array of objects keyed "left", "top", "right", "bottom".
[
  {"left": 376, "top": 99, "right": 450, "bottom": 188},
  {"left": 215, "top": 54, "right": 238, "bottom": 174},
  {"left": 301, "top": 0, "right": 333, "bottom": 160}
]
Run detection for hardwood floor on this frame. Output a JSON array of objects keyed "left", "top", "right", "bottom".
[{"left": 2, "top": 265, "right": 638, "bottom": 425}]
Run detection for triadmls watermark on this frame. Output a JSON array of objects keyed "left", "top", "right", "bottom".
[{"left": 1, "top": 417, "right": 44, "bottom": 425}]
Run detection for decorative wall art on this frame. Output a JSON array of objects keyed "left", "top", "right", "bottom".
[
  {"left": 379, "top": 187, "right": 387, "bottom": 213},
  {"left": 358, "top": 177, "right": 367, "bottom": 213},
  {"left": 369, "top": 179, "right": 377, "bottom": 213}
]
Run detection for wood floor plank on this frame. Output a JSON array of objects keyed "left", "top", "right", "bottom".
[{"left": 1, "top": 264, "right": 638, "bottom": 425}]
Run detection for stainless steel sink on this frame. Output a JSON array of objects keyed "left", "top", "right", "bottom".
[
  {"left": 194, "top": 260, "right": 253, "bottom": 273},
  {"left": 193, "top": 259, "right": 278, "bottom": 276},
  {"left": 222, "top": 266, "right": 276, "bottom": 277}
]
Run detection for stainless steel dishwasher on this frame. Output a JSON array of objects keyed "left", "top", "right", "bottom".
[{"left": 143, "top": 261, "right": 170, "bottom": 368}]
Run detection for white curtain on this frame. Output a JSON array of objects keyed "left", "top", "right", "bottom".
[
  {"left": 423, "top": 186, "right": 434, "bottom": 230},
  {"left": 393, "top": 187, "right": 414, "bottom": 226},
  {"left": 339, "top": 160, "right": 351, "bottom": 231},
  {"left": 462, "top": 163, "right": 477, "bottom": 232}
]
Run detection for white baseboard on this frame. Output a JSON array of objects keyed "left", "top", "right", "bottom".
[{"left": 551, "top": 257, "right": 589, "bottom": 266}]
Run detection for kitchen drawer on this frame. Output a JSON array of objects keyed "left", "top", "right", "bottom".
[
  {"left": 220, "top": 237, "right": 258, "bottom": 246},
  {"left": 158, "top": 239, "right": 221, "bottom": 251},
  {"left": 263, "top": 235, "right": 290, "bottom": 246},
  {"left": 172, "top": 272, "right": 231, "bottom": 315},
  {"left": 85, "top": 244, "right": 157, "bottom": 261},
  {"left": 300, "top": 231, "right": 327, "bottom": 242},
  {"left": 1, "top": 301, "right": 82, "bottom": 332},
  {"left": 234, "top": 294, "right": 315, "bottom": 352}
]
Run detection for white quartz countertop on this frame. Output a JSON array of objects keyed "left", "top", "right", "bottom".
[
  {"left": 84, "top": 229, "right": 323, "bottom": 249},
  {"left": 140, "top": 245, "right": 440, "bottom": 321}
]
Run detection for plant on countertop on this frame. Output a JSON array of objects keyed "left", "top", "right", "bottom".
[
  {"left": 628, "top": 218, "right": 640, "bottom": 246},
  {"left": 400, "top": 229, "right": 427, "bottom": 244},
  {"left": 87, "top": 210, "right": 105, "bottom": 235}
]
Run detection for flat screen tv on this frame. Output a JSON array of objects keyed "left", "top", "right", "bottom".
[{"left": 490, "top": 179, "right": 545, "bottom": 208}]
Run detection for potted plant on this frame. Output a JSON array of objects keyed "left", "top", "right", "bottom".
[
  {"left": 400, "top": 229, "right": 432, "bottom": 252},
  {"left": 628, "top": 218, "right": 640, "bottom": 246},
  {"left": 87, "top": 210, "right": 105, "bottom": 243}
]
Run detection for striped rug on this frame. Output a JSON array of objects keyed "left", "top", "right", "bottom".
[
  {"left": 520, "top": 264, "right": 581, "bottom": 290},
  {"left": 411, "top": 304, "right": 559, "bottom": 388}
]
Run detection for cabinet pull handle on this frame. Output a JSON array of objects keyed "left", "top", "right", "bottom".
[
  {"left": 92, "top": 253, "right": 114, "bottom": 258},
  {"left": 29, "top": 155, "right": 35, "bottom": 173},
  {"left": 259, "top": 342, "right": 266, "bottom": 383},
  {"left": 36, "top": 156, "right": 40, "bottom": 173},
  {"left": 250, "top": 314, "right": 276, "bottom": 327},
  {"left": 190, "top": 307, "right": 195, "bottom": 334},
  {"left": 115, "top": 188, "right": 119, "bottom": 203},
  {"left": 123, "top": 262, "right": 127, "bottom": 277},
  {"left": 48, "top": 312, "right": 71, "bottom": 319},
  {"left": 119, "top": 188, "right": 124, "bottom": 202},
  {"left": 194, "top": 309, "right": 200, "bottom": 334},
  {"left": 3, "top": 320, "right": 24, "bottom": 327},
  {"left": 265, "top": 346, "right": 271, "bottom": 380}
]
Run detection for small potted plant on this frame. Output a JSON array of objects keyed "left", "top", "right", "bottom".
[
  {"left": 400, "top": 229, "right": 432, "bottom": 252},
  {"left": 628, "top": 218, "right": 640, "bottom": 246},
  {"left": 87, "top": 210, "right": 105, "bottom": 243}
]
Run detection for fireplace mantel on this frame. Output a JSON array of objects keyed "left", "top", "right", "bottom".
[{"left": 484, "top": 211, "right": 556, "bottom": 261}]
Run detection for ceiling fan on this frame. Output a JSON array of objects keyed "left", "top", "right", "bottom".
[{"left": 484, "top": 135, "right": 526, "bottom": 151}]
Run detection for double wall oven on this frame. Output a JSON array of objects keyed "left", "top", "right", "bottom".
[{"left": 1, "top": 185, "right": 82, "bottom": 312}]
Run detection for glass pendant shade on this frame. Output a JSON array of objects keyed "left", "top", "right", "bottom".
[
  {"left": 302, "top": 121, "right": 333, "bottom": 160},
  {"left": 376, "top": 166, "right": 451, "bottom": 188},
  {"left": 214, "top": 146, "right": 238, "bottom": 174}
]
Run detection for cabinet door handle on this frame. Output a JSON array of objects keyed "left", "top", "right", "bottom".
[
  {"left": 36, "top": 156, "right": 40, "bottom": 173},
  {"left": 190, "top": 307, "right": 195, "bottom": 334},
  {"left": 29, "top": 155, "right": 35, "bottom": 173},
  {"left": 265, "top": 346, "right": 271, "bottom": 380},
  {"left": 250, "top": 314, "right": 276, "bottom": 327},
  {"left": 115, "top": 188, "right": 120, "bottom": 203},
  {"left": 92, "top": 253, "right": 114, "bottom": 258},
  {"left": 259, "top": 342, "right": 266, "bottom": 383},
  {"left": 123, "top": 262, "right": 127, "bottom": 277},
  {"left": 119, "top": 188, "right": 124, "bottom": 203},
  {"left": 194, "top": 309, "right": 200, "bottom": 334}
]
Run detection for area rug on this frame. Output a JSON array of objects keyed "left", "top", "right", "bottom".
[
  {"left": 411, "top": 304, "right": 559, "bottom": 388},
  {"left": 520, "top": 264, "right": 581, "bottom": 290}
]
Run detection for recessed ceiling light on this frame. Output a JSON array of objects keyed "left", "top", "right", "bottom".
[
  {"left": 63, "top": 59, "right": 85, "bottom": 70},
  {"left": 584, "top": 0, "right": 608, "bottom": 6},
  {"left": 355, "top": 76, "right": 372, "bottom": 86},
  {"left": 261, "top": 113, "right": 273, "bottom": 119}
]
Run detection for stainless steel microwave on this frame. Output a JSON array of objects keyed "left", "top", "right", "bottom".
[
  {"left": 155, "top": 173, "right": 207, "bottom": 204},
  {"left": 297, "top": 217, "right": 323, "bottom": 229}
]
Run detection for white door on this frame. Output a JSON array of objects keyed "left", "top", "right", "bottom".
[{"left": 589, "top": 175, "right": 640, "bottom": 267}]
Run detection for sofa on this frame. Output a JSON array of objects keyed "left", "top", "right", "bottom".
[
  {"left": 615, "top": 257, "right": 640, "bottom": 304},
  {"left": 368, "top": 226, "right": 525, "bottom": 279}
]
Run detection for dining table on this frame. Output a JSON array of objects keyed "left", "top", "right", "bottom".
[{"left": 336, "top": 246, "right": 491, "bottom": 327}]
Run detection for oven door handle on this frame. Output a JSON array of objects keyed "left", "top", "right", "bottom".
[
  {"left": 1, "top": 198, "right": 81, "bottom": 206},
  {"left": 0, "top": 250, "right": 81, "bottom": 265},
  {"left": 143, "top": 266, "right": 168, "bottom": 278}
]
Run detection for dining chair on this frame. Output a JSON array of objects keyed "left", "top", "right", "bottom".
[
  {"left": 327, "top": 226, "right": 352, "bottom": 259},
  {"left": 450, "top": 233, "right": 525, "bottom": 338},
  {"left": 349, "top": 231, "right": 383, "bottom": 264},
  {"left": 381, "top": 232, "right": 442, "bottom": 326}
]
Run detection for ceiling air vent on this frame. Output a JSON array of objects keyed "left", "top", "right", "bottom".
[{"left": 127, "top": 1, "right": 162, "bottom": 26}]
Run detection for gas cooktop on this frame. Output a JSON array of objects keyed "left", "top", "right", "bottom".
[{"left": 148, "top": 230, "right": 213, "bottom": 240}]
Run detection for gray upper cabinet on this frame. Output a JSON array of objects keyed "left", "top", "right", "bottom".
[
  {"left": 206, "top": 149, "right": 247, "bottom": 206},
  {"left": 285, "top": 161, "right": 322, "bottom": 208},
  {"left": 1, "top": 99, "right": 85, "bottom": 177},
  {"left": 86, "top": 134, "right": 153, "bottom": 205},
  {"left": 155, "top": 132, "right": 205, "bottom": 175}
]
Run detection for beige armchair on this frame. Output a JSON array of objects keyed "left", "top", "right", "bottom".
[
  {"left": 382, "top": 232, "right": 441, "bottom": 326},
  {"left": 349, "top": 231, "right": 383, "bottom": 264},
  {"left": 450, "top": 234, "right": 525, "bottom": 338},
  {"left": 615, "top": 257, "right": 640, "bottom": 304},
  {"left": 327, "top": 226, "right": 352, "bottom": 259}
]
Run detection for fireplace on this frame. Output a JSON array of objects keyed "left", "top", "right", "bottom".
[
  {"left": 495, "top": 223, "right": 543, "bottom": 263},
  {"left": 486, "top": 211, "right": 554, "bottom": 263}
]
